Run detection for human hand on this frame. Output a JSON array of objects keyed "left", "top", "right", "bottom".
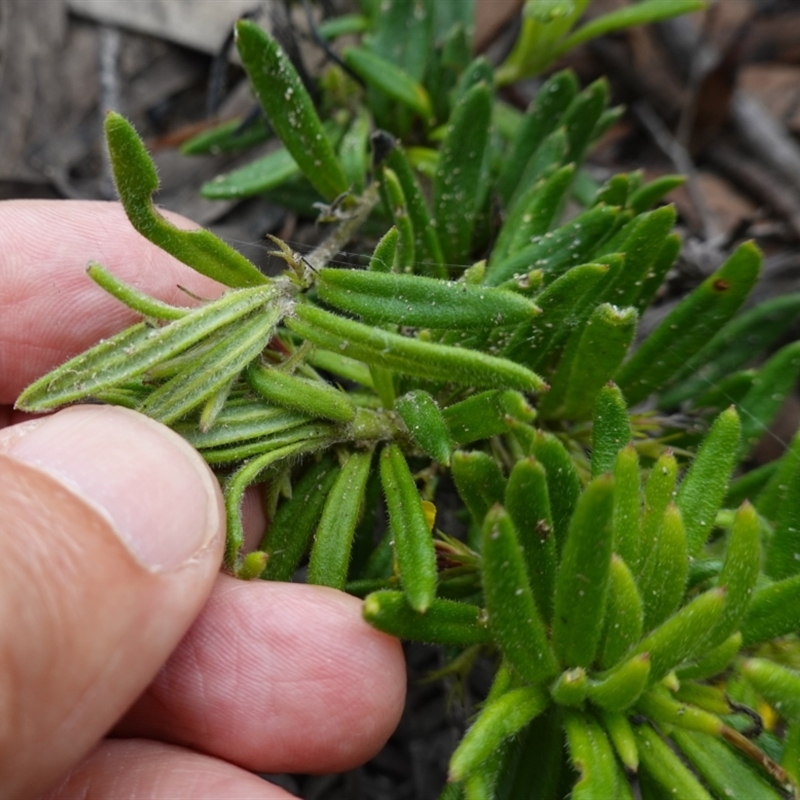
[{"left": 0, "top": 200, "right": 406, "bottom": 799}]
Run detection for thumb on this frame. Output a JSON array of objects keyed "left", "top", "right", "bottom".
[{"left": 0, "top": 405, "right": 225, "bottom": 799}]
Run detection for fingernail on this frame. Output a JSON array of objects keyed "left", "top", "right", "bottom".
[{"left": 0, "top": 406, "right": 222, "bottom": 570}]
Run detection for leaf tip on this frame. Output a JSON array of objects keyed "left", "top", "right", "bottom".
[{"left": 362, "top": 593, "right": 381, "bottom": 621}]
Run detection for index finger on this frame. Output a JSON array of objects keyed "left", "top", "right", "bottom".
[{"left": 0, "top": 199, "right": 225, "bottom": 404}]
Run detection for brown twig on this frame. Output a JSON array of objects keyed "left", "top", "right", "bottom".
[
  {"left": 707, "top": 139, "right": 800, "bottom": 239},
  {"left": 634, "top": 101, "right": 721, "bottom": 240}
]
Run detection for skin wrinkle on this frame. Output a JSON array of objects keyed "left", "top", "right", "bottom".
[
  {"left": 0, "top": 463, "right": 99, "bottom": 753},
  {"left": 119, "top": 578, "right": 405, "bottom": 773},
  {"left": 0, "top": 462, "right": 136, "bottom": 786},
  {"left": 42, "top": 740, "right": 295, "bottom": 799},
  {"left": 0, "top": 440, "right": 225, "bottom": 796},
  {"left": 0, "top": 407, "right": 223, "bottom": 572}
]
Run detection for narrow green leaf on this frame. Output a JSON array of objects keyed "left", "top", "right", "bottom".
[
  {"left": 565, "top": 710, "right": 620, "bottom": 800},
  {"left": 87, "top": 262, "right": 189, "bottom": 320},
  {"left": 316, "top": 269, "right": 539, "bottom": 329},
  {"left": 452, "top": 450, "right": 506, "bottom": 530},
  {"left": 449, "top": 686, "right": 548, "bottom": 782},
  {"left": 433, "top": 81, "right": 492, "bottom": 266},
  {"left": 628, "top": 175, "right": 685, "bottom": 215},
  {"left": 492, "top": 164, "right": 575, "bottom": 266},
  {"left": 380, "top": 167, "right": 415, "bottom": 271},
  {"left": 383, "top": 143, "right": 445, "bottom": 273},
  {"left": 495, "top": 0, "right": 589, "bottom": 85},
  {"left": 338, "top": 107, "right": 370, "bottom": 193},
  {"left": 542, "top": 304, "right": 638, "bottom": 420},
  {"left": 557, "top": 0, "right": 706, "bottom": 55},
  {"left": 235, "top": 20, "right": 348, "bottom": 201},
  {"left": 660, "top": 292, "right": 800, "bottom": 408},
  {"left": 363, "top": 0, "right": 432, "bottom": 80},
  {"left": 596, "top": 205, "right": 677, "bottom": 309},
  {"left": 634, "top": 724, "right": 712, "bottom": 800},
  {"left": 616, "top": 242, "right": 762, "bottom": 405},
  {"left": 599, "top": 710, "right": 638, "bottom": 772},
  {"left": 482, "top": 505, "right": 558, "bottom": 684},
  {"left": 442, "top": 390, "right": 535, "bottom": 446},
  {"left": 181, "top": 115, "right": 270, "bottom": 156},
  {"left": 140, "top": 309, "right": 280, "bottom": 425},
  {"left": 599, "top": 554, "right": 644, "bottom": 670},
  {"left": 742, "top": 658, "right": 800, "bottom": 724},
  {"left": 236, "top": 550, "right": 268, "bottom": 581},
  {"left": 630, "top": 587, "right": 726, "bottom": 684},
  {"left": 591, "top": 173, "right": 629, "bottom": 208},
  {"left": 783, "top": 723, "right": 800, "bottom": 787},
  {"left": 675, "top": 631, "right": 742, "bottom": 681},
  {"left": 354, "top": 49, "right": 430, "bottom": 132},
  {"left": 224, "top": 438, "right": 328, "bottom": 569},
  {"left": 552, "top": 474, "right": 615, "bottom": 667},
  {"left": 742, "top": 575, "right": 800, "bottom": 647},
  {"left": 638, "top": 504, "right": 688, "bottom": 632},
  {"left": 175, "top": 402, "right": 310, "bottom": 450},
  {"left": 637, "top": 689, "right": 722, "bottom": 736},
  {"left": 588, "top": 652, "right": 650, "bottom": 711},
  {"left": 348, "top": 466, "right": 382, "bottom": 580},
  {"left": 195, "top": 422, "right": 336, "bottom": 466},
  {"left": 757, "top": 427, "right": 800, "bottom": 524},
  {"left": 17, "top": 285, "right": 277, "bottom": 412},
  {"left": 690, "top": 369, "right": 756, "bottom": 411},
  {"left": 765, "top": 455, "right": 800, "bottom": 581},
  {"left": 743, "top": 658, "right": 800, "bottom": 725},
  {"left": 710, "top": 501, "right": 761, "bottom": 645},
  {"left": 380, "top": 444, "right": 438, "bottom": 612},
  {"left": 639, "top": 449, "right": 678, "bottom": 570},
  {"left": 507, "top": 127, "right": 569, "bottom": 213},
  {"left": 198, "top": 378, "right": 234, "bottom": 433},
  {"left": 738, "top": 341, "right": 800, "bottom": 457},
  {"left": 526, "top": 429, "right": 581, "bottom": 554},
  {"left": 561, "top": 78, "right": 609, "bottom": 166},
  {"left": 612, "top": 444, "right": 641, "bottom": 570},
  {"left": 438, "top": 785, "right": 465, "bottom": 800},
  {"left": 317, "top": 13, "right": 369, "bottom": 40},
  {"left": 484, "top": 204, "right": 619, "bottom": 286},
  {"left": 261, "top": 455, "right": 340, "bottom": 581},
  {"left": 427, "top": 21, "right": 470, "bottom": 124},
  {"left": 505, "top": 457, "right": 557, "bottom": 624},
  {"left": 550, "top": 667, "right": 588, "bottom": 707},
  {"left": 590, "top": 383, "right": 630, "bottom": 478},
  {"left": 633, "top": 232, "right": 681, "bottom": 315},
  {"left": 495, "top": 706, "right": 564, "bottom": 799},
  {"left": 201, "top": 146, "right": 300, "bottom": 199},
  {"left": 593, "top": 108, "right": 624, "bottom": 149},
  {"left": 452, "top": 56, "right": 494, "bottom": 107},
  {"left": 287, "top": 304, "right": 546, "bottom": 392},
  {"left": 368, "top": 226, "right": 399, "bottom": 273},
  {"left": 496, "top": 70, "right": 578, "bottom": 203},
  {"left": 502, "top": 262, "right": 609, "bottom": 369},
  {"left": 395, "top": 390, "right": 452, "bottom": 465},
  {"left": 362, "top": 591, "right": 491, "bottom": 646},
  {"left": 368, "top": 364, "right": 396, "bottom": 410},
  {"left": 308, "top": 449, "right": 374, "bottom": 590},
  {"left": 246, "top": 361, "right": 356, "bottom": 423},
  {"left": 725, "top": 459, "right": 777, "bottom": 509},
  {"left": 104, "top": 112, "right": 269, "bottom": 288},
  {"left": 677, "top": 406, "right": 741, "bottom": 556},
  {"left": 673, "top": 729, "right": 784, "bottom": 800}
]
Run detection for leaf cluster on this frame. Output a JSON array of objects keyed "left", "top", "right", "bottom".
[{"left": 16, "top": 2, "right": 800, "bottom": 797}]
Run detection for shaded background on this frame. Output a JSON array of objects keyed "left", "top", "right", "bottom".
[{"left": 2, "top": 0, "right": 800, "bottom": 796}]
